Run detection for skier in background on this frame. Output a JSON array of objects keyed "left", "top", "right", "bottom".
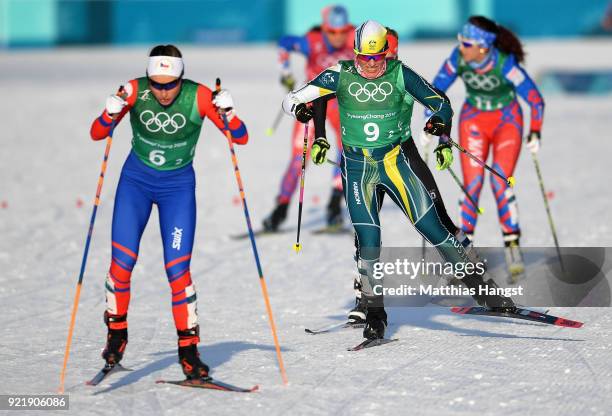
[
  {"left": 421, "top": 16, "right": 544, "bottom": 279},
  {"left": 284, "top": 21, "right": 514, "bottom": 340},
  {"left": 89, "top": 44, "right": 248, "bottom": 381},
  {"left": 263, "top": 5, "right": 355, "bottom": 232}
]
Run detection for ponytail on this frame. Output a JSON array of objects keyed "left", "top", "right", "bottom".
[{"left": 468, "top": 16, "right": 525, "bottom": 63}]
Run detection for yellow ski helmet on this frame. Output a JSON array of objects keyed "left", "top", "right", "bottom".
[{"left": 354, "top": 20, "right": 388, "bottom": 55}]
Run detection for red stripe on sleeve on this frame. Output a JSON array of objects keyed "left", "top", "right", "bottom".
[
  {"left": 196, "top": 84, "right": 249, "bottom": 145},
  {"left": 89, "top": 80, "right": 138, "bottom": 141}
]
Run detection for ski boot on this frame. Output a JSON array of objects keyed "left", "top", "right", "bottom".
[
  {"left": 102, "top": 311, "right": 128, "bottom": 366},
  {"left": 262, "top": 201, "right": 289, "bottom": 232},
  {"left": 504, "top": 233, "right": 525, "bottom": 283},
  {"left": 177, "top": 326, "right": 209, "bottom": 380},
  {"left": 347, "top": 277, "right": 367, "bottom": 324},
  {"left": 363, "top": 307, "right": 387, "bottom": 340},
  {"left": 325, "top": 188, "right": 344, "bottom": 229},
  {"left": 462, "top": 270, "right": 516, "bottom": 313}
]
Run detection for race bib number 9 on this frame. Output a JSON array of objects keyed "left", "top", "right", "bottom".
[{"left": 364, "top": 122, "right": 379, "bottom": 142}]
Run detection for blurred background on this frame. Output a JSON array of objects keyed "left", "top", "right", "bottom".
[
  {"left": 2, "top": 0, "right": 612, "bottom": 46},
  {"left": 3, "top": 0, "right": 612, "bottom": 94}
]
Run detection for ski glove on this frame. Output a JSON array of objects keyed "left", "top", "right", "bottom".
[
  {"left": 212, "top": 89, "right": 236, "bottom": 120},
  {"left": 280, "top": 73, "right": 296, "bottom": 91},
  {"left": 526, "top": 131, "right": 541, "bottom": 154},
  {"left": 212, "top": 89, "right": 234, "bottom": 110},
  {"left": 311, "top": 137, "right": 330, "bottom": 165},
  {"left": 294, "top": 103, "right": 314, "bottom": 123},
  {"left": 424, "top": 115, "right": 450, "bottom": 136},
  {"left": 434, "top": 143, "right": 453, "bottom": 170},
  {"left": 105, "top": 94, "right": 128, "bottom": 116}
]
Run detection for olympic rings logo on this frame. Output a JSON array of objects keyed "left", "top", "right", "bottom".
[
  {"left": 461, "top": 72, "right": 500, "bottom": 91},
  {"left": 348, "top": 81, "right": 393, "bottom": 103},
  {"left": 139, "top": 110, "right": 186, "bottom": 134}
]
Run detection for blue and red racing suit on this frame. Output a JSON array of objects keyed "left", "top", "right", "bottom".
[
  {"left": 275, "top": 26, "right": 355, "bottom": 203},
  {"left": 431, "top": 47, "right": 544, "bottom": 240},
  {"left": 90, "top": 79, "right": 248, "bottom": 336}
]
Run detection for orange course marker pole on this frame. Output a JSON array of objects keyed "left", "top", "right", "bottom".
[{"left": 215, "top": 78, "right": 288, "bottom": 385}]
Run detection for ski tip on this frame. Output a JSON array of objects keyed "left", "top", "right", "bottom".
[
  {"left": 156, "top": 378, "right": 259, "bottom": 393},
  {"left": 507, "top": 176, "right": 516, "bottom": 187},
  {"left": 556, "top": 318, "right": 584, "bottom": 328},
  {"left": 293, "top": 243, "right": 302, "bottom": 253},
  {"left": 348, "top": 338, "right": 399, "bottom": 351},
  {"left": 450, "top": 306, "right": 471, "bottom": 314},
  {"left": 265, "top": 127, "right": 274, "bottom": 136}
]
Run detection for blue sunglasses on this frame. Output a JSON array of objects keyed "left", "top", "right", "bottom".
[{"left": 148, "top": 77, "right": 182, "bottom": 90}]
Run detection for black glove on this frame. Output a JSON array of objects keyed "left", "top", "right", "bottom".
[
  {"left": 280, "top": 74, "right": 296, "bottom": 91},
  {"left": 294, "top": 103, "right": 314, "bottom": 123},
  {"left": 424, "top": 115, "right": 450, "bottom": 136}
]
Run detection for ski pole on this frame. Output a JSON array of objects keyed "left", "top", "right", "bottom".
[
  {"left": 216, "top": 78, "right": 288, "bottom": 385},
  {"left": 326, "top": 157, "right": 338, "bottom": 167},
  {"left": 421, "top": 143, "right": 430, "bottom": 260},
  {"left": 445, "top": 136, "right": 515, "bottom": 187},
  {"left": 265, "top": 107, "right": 284, "bottom": 137},
  {"left": 531, "top": 151, "right": 565, "bottom": 272},
  {"left": 448, "top": 166, "right": 484, "bottom": 214},
  {"left": 59, "top": 124, "right": 116, "bottom": 394},
  {"left": 293, "top": 123, "right": 309, "bottom": 253}
]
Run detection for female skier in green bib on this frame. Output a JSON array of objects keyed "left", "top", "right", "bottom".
[
  {"left": 283, "top": 20, "right": 514, "bottom": 340},
  {"left": 90, "top": 45, "right": 248, "bottom": 380}
]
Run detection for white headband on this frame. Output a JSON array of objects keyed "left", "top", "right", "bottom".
[{"left": 147, "top": 56, "right": 184, "bottom": 78}]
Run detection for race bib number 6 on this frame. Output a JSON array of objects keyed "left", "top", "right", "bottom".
[{"left": 149, "top": 150, "right": 166, "bottom": 166}]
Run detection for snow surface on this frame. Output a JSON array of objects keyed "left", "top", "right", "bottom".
[{"left": 1, "top": 40, "right": 611, "bottom": 416}]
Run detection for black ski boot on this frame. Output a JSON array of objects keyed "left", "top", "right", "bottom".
[
  {"left": 326, "top": 188, "right": 344, "bottom": 228},
  {"left": 177, "top": 326, "right": 209, "bottom": 380},
  {"left": 348, "top": 298, "right": 368, "bottom": 324},
  {"left": 102, "top": 311, "right": 128, "bottom": 366},
  {"left": 363, "top": 307, "right": 387, "bottom": 340},
  {"left": 347, "top": 278, "right": 367, "bottom": 324},
  {"left": 262, "top": 201, "right": 289, "bottom": 232},
  {"left": 462, "top": 272, "right": 516, "bottom": 313}
]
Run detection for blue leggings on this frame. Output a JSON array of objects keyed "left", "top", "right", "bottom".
[{"left": 105, "top": 151, "right": 198, "bottom": 331}]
